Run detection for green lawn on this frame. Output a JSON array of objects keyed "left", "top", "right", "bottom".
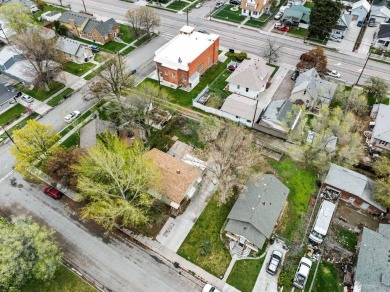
[
  {"left": 245, "top": 19, "right": 267, "bottom": 28},
  {"left": 119, "top": 24, "right": 138, "bottom": 44},
  {"left": 21, "top": 264, "right": 95, "bottom": 292},
  {"left": 74, "top": 38, "right": 127, "bottom": 54},
  {"left": 166, "top": 0, "right": 189, "bottom": 10},
  {"left": 16, "top": 82, "right": 65, "bottom": 102},
  {"left": 119, "top": 46, "right": 136, "bottom": 56},
  {"left": 61, "top": 132, "right": 80, "bottom": 148},
  {"left": 311, "top": 261, "right": 343, "bottom": 292},
  {"left": 177, "top": 192, "right": 234, "bottom": 278},
  {"left": 227, "top": 258, "right": 265, "bottom": 292},
  {"left": 0, "top": 113, "right": 40, "bottom": 141},
  {"left": 335, "top": 227, "right": 358, "bottom": 252},
  {"left": 268, "top": 158, "right": 318, "bottom": 240},
  {"left": 84, "top": 66, "right": 105, "bottom": 81},
  {"left": 0, "top": 104, "right": 25, "bottom": 127},
  {"left": 213, "top": 5, "right": 246, "bottom": 23},
  {"left": 64, "top": 61, "right": 96, "bottom": 77},
  {"left": 268, "top": 64, "right": 280, "bottom": 78},
  {"left": 94, "top": 53, "right": 108, "bottom": 63},
  {"left": 138, "top": 58, "right": 230, "bottom": 107},
  {"left": 47, "top": 88, "right": 75, "bottom": 107},
  {"left": 288, "top": 28, "right": 308, "bottom": 38},
  {"left": 304, "top": 1, "right": 315, "bottom": 9},
  {"left": 209, "top": 70, "right": 231, "bottom": 99}
]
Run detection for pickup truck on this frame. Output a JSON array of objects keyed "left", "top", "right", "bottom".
[{"left": 293, "top": 257, "right": 313, "bottom": 289}]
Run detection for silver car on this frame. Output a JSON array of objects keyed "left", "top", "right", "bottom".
[
  {"left": 64, "top": 110, "right": 81, "bottom": 123},
  {"left": 21, "top": 94, "right": 34, "bottom": 103},
  {"left": 266, "top": 250, "right": 283, "bottom": 275}
]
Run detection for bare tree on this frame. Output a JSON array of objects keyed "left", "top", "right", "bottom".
[
  {"left": 139, "top": 7, "right": 160, "bottom": 37},
  {"left": 125, "top": 9, "right": 142, "bottom": 38},
  {"left": 15, "top": 28, "right": 67, "bottom": 90},
  {"left": 262, "top": 39, "right": 282, "bottom": 64},
  {"left": 97, "top": 54, "right": 135, "bottom": 103},
  {"left": 297, "top": 46, "right": 328, "bottom": 75},
  {"left": 89, "top": 81, "right": 110, "bottom": 101}
]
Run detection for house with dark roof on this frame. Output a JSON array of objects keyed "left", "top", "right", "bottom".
[
  {"left": 289, "top": 68, "right": 337, "bottom": 109},
  {"left": 225, "top": 174, "right": 289, "bottom": 256},
  {"left": 354, "top": 226, "right": 390, "bottom": 291},
  {"left": 254, "top": 99, "right": 302, "bottom": 140},
  {"left": 58, "top": 12, "right": 119, "bottom": 44},
  {"left": 332, "top": 13, "right": 353, "bottom": 38},
  {"left": 374, "top": 23, "right": 390, "bottom": 51},
  {"left": 55, "top": 37, "right": 94, "bottom": 63},
  {"left": 322, "top": 163, "right": 386, "bottom": 215},
  {"left": 368, "top": 103, "right": 390, "bottom": 152},
  {"left": 281, "top": 5, "right": 311, "bottom": 26}
]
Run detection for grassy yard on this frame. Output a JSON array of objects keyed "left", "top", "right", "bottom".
[
  {"left": 213, "top": 5, "right": 246, "bottom": 23},
  {"left": 245, "top": 18, "right": 267, "bottom": 28},
  {"left": 61, "top": 132, "right": 80, "bottom": 148},
  {"left": 209, "top": 70, "right": 231, "bottom": 99},
  {"left": 227, "top": 258, "right": 265, "bottom": 292},
  {"left": 64, "top": 61, "right": 96, "bottom": 77},
  {"left": 47, "top": 88, "right": 75, "bottom": 107},
  {"left": 166, "top": 0, "right": 189, "bottom": 10},
  {"left": 119, "top": 46, "right": 136, "bottom": 56},
  {"left": 22, "top": 264, "right": 95, "bottom": 292},
  {"left": 84, "top": 66, "right": 105, "bottom": 81},
  {"left": 335, "top": 227, "right": 358, "bottom": 252},
  {"left": 0, "top": 104, "right": 25, "bottom": 127},
  {"left": 16, "top": 81, "right": 65, "bottom": 102},
  {"left": 268, "top": 64, "right": 280, "bottom": 78},
  {"left": 74, "top": 38, "right": 126, "bottom": 54},
  {"left": 119, "top": 24, "right": 138, "bottom": 44},
  {"left": 304, "top": 1, "right": 315, "bottom": 9},
  {"left": 288, "top": 28, "right": 308, "bottom": 38},
  {"left": 311, "top": 261, "right": 343, "bottom": 292},
  {"left": 0, "top": 113, "right": 40, "bottom": 141},
  {"left": 177, "top": 192, "right": 234, "bottom": 278},
  {"left": 138, "top": 58, "right": 230, "bottom": 107},
  {"left": 94, "top": 53, "right": 108, "bottom": 63}
]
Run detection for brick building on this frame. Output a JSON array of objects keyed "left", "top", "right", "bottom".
[
  {"left": 322, "top": 163, "right": 386, "bottom": 215},
  {"left": 58, "top": 12, "right": 119, "bottom": 44},
  {"left": 153, "top": 26, "right": 219, "bottom": 88}
]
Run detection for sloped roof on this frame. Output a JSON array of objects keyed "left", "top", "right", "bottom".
[
  {"left": 58, "top": 11, "right": 93, "bottom": 26},
  {"left": 292, "top": 68, "right": 337, "bottom": 103},
  {"left": 372, "top": 103, "right": 390, "bottom": 143},
  {"left": 324, "top": 164, "right": 385, "bottom": 212},
  {"left": 226, "top": 57, "right": 273, "bottom": 91},
  {"left": 378, "top": 223, "right": 390, "bottom": 240},
  {"left": 225, "top": 174, "right": 289, "bottom": 248},
  {"left": 371, "top": 5, "right": 390, "bottom": 19},
  {"left": 82, "top": 19, "right": 101, "bottom": 34},
  {"left": 352, "top": 0, "right": 371, "bottom": 12},
  {"left": 95, "top": 18, "right": 118, "bottom": 36},
  {"left": 282, "top": 5, "right": 311, "bottom": 23},
  {"left": 220, "top": 93, "right": 257, "bottom": 121},
  {"left": 336, "top": 13, "right": 353, "bottom": 28},
  {"left": 80, "top": 119, "right": 116, "bottom": 149},
  {"left": 355, "top": 228, "right": 390, "bottom": 291},
  {"left": 259, "top": 99, "right": 298, "bottom": 133},
  {"left": 145, "top": 148, "right": 202, "bottom": 205},
  {"left": 377, "top": 23, "right": 390, "bottom": 39}
]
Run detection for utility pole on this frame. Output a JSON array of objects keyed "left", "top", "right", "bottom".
[
  {"left": 81, "top": 0, "right": 87, "bottom": 13},
  {"left": 356, "top": 50, "right": 371, "bottom": 85},
  {"left": 0, "top": 24, "right": 10, "bottom": 44},
  {"left": 186, "top": 9, "right": 189, "bottom": 26},
  {"left": 1, "top": 126, "right": 15, "bottom": 145}
]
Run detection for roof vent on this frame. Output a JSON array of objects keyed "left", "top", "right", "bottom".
[
  {"left": 178, "top": 57, "right": 182, "bottom": 63},
  {"left": 176, "top": 169, "right": 180, "bottom": 174}
]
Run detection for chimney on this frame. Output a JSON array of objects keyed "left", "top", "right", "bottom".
[{"left": 176, "top": 169, "right": 181, "bottom": 174}]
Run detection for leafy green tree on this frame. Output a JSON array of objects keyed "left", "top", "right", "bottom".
[
  {"left": 10, "top": 120, "right": 60, "bottom": 176},
  {"left": 0, "top": 3, "right": 33, "bottom": 33},
  {"left": 373, "top": 156, "right": 390, "bottom": 208},
  {"left": 0, "top": 216, "right": 62, "bottom": 290},
  {"left": 73, "top": 135, "right": 159, "bottom": 230},
  {"left": 308, "top": 0, "right": 343, "bottom": 40},
  {"left": 364, "top": 76, "right": 389, "bottom": 105}
]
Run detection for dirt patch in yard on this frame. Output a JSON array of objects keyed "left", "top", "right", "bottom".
[{"left": 271, "top": 70, "right": 295, "bottom": 100}]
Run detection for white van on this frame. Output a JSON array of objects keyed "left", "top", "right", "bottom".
[{"left": 309, "top": 200, "right": 336, "bottom": 244}]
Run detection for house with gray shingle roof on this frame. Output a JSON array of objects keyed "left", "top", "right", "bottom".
[
  {"left": 369, "top": 103, "right": 390, "bottom": 152},
  {"left": 374, "top": 23, "right": 390, "bottom": 51},
  {"left": 225, "top": 174, "right": 289, "bottom": 255},
  {"left": 322, "top": 163, "right": 386, "bottom": 215},
  {"left": 354, "top": 227, "right": 390, "bottom": 291},
  {"left": 226, "top": 57, "right": 273, "bottom": 99},
  {"left": 58, "top": 12, "right": 119, "bottom": 44},
  {"left": 55, "top": 37, "right": 94, "bottom": 63},
  {"left": 332, "top": 13, "right": 353, "bottom": 38},
  {"left": 290, "top": 68, "right": 337, "bottom": 109},
  {"left": 281, "top": 5, "right": 311, "bottom": 26}
]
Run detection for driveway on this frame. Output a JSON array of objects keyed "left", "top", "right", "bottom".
[
  {"left": 18, "top": 99, "right": 52, "bottom": 115},
  {"left": 358, "top": 24, "right": 377, "bottom": 55},
  {"left": 253, "top": 241, "right": 288, "bottom": 292}
]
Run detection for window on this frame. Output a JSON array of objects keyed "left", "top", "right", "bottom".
[
  {"left": 253, "top": 11, "right": 257, "bottom": 15},
  {"left": 243, "top": 9, "right": 246, "bottom": 13},
  {"left": 208, "top": 56, "right": 211, "bottom": 64},
  {"left": 172, "top": 73, "right": 176, "bottom": 78},
  {"left": 182, "top": 74, "right": 186, "bottom": 81},
  {"left": 198, "top": 64, "right": 204, "bottom": 72},
  {"left": 237, "top": 85, "right": 240, "bottom": 89},
  {"left": 246, "top": 87, "right": 249, "bottom": 92},
  {"left": 164, "top": 70, "right": 168, "bottom": 75},
  {"left": 378, "top": 40, "right": 385, "bottom": 44}
]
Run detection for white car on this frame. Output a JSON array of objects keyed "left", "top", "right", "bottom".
[
  {"left": 195, "top": 2, "right": 203, "bottom": 8},
  {"left": 266, "top": 250, "right": 283, "bottom": 275},
  {"left": 215, "top": 1, "right": 224, "bottom": 8},
  {"left": 21, "top": 94, "right": 34, "bottom": 103},
  {"left": 64, "top": 110, "right": 81, "bottom": 123},
  {"left": 274, "top": 22, "right": 284, "bottom": 28},
  {"left": 329, "top": 35, "right": 341, "bottom": 42},
  {"left": 274, "top": 11, "right": 283, "bottom": 20},
  {"left": 203, "top": 284, "right": 221, "bottom": 292},
  {"left": 328, "top": 70, "right": 341, "bottom": 78}
]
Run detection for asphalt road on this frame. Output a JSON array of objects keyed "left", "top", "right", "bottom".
[{"left": 0, "top": 172, "right": 201, "bottom": 292}]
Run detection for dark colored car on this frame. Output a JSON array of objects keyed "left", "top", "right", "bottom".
[
  {"left": 198, "top": 29, "right": 209, "bottom": 34},
  {"left": 291, "top": 70, "right": 300, "bottom": 80},
  {"left": 229, "top": 0, "right": 241, "bottom": 4},
  {"left": 357, "top": 20, "right": 364, "bottom": 27},
  {"left": 368, "top": 18, "right": 376, "bottom": 27},
  {"left": 228, "top": 64, "right": 237, "bottom": 71},
  {"left": 90, "top": 45, "right": 100, "bottom": 53},
  {"left": 43, "top": 186, "right": 64, "bottom": 200}
]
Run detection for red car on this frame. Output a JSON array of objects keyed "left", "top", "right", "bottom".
[
  {"left": 277, "top": 26, "right": 290, "bottom": 32},
  {"left": 43, "top": 186, "right": 64, "bottom": 199}
]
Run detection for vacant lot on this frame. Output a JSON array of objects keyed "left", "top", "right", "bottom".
[{"left": 311, "top": 261, "right": 343, "bottom": 292}]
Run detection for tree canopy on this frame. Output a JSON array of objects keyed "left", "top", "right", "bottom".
[
  {"left": 0, "top": 3, "right": 33, "bottom": 33},
  {"left": 308, "top": 0, "right": 343, "bottom": 40},
  {"left": 364, "top": 76, "right": 389, "bottom": 105},
  {"left": 373, "top": 156, "right": 390, "bottom": 208},
  {"left": 296, "top": 47, "right": 328, "bottom": 75},
  {"left": 0, "top": 216, "right": 62, "bottom": 290},
  {"left": 72, "top": 134, "right": 159, "bottom": 230}
]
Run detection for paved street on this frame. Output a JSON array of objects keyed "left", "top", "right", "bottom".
[{"left": 0, "top": 172, "right": 202, "bottom": 292}]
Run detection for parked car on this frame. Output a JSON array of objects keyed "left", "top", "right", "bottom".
[
  {"left": 368, "top": 18, "right": 376, "bottom": 27},
  {"left": 327, "top": 70, "right": 341, "bottom": 78},
  {"left": 274, "top": 11, "right": 283, "bottom": 20},
  {"left": 21, "top": 94, "right": 34, "bottom": 103},
  {"left": 195, "top": 2, "right": 203, "bottom": 8},
  {"left": 291, "top": 70, "right": 300, "bottom": 80},
  {"left": 198, "top": 29, "right": 209, "bottom": 34},
  {"left": 277, "top": 26, "right": 290, "bottom": 32},
  {"left": 357, "top": 20, "right": 364, "bottom": 27},
  {"left": 228, "top": 64, "right": 237, "bottom": 71},
  {"left": 64, "top": 110, "right": 81, "bottom": 123},
  {"left": 90, "top": 45, "right": 100, "bottom": 53},
  {"left": 274, "top": 22, "right": 283, "bottom": 28},
  {"left": 266, "top": 250, "right": 283, "bottom": 275},
  {"left": 215, "top": 1, "right": 224, "bottom": 8},
  {"left": 229, "top": 0, "right": 241, "bottom": 4},
  {"left": 43, "top": 186, "right": 64, "bottom": 200},
  {"left": 329, "top": 35, "right": 341, "bottom": 42},
  {"left": 293, "top": 257, "right": 313, "bottom": 289},
  {"left": 202, "top": 284, "right": 221, "bottom": 292}
]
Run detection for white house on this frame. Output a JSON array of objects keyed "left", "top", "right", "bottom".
[
  {"left": 332, "top": 13, "right": 352, "bottom": 37},
  {"left": 371, "top": 5, "right": 390, "bottom": 23},
  {"left": 368, "top": 103, "right": 390, "bottom": 152},
  {"left": 226, "top": 57, "right": 273, "bottom": 99},
  {"left": 351, "top": 0, "right": 371, "bottom": 22},
  {"left": 374, "top": 23, "right": 390, "bottom": 50}
]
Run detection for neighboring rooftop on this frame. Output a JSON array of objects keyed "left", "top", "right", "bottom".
[
  {"left": 55, "top": 37, "right": 91, "bottom": 58},
  {"left": 225, "top": 174, "right": 289, "bottom": 248},
  {"left": 144, "top": 148, "right": 202, "bottom": 206},
  {"left": 377, "top": 23, "right": 390, "bottom": 39},
  {"left": 282, "top": 5, "right": 311, "bottom": 23},
  {"left": 377, "top": 223, "right": 390, "bottom": 240},
  {"left": 354, "top": 227, "right": 390, "bottom": 291},
  {"left": 220, "top": 93, "right": 257, "bottom": 122},
  {"left": 335, "top": 13, "right": 353, "bottom": 29},
  {"left": 372, "top": 103, "right": 390, "bottom": 143},
  {"left": 371, "top": 5, "right": 390, "bottom": 20},
  {"left": 258, "top": 99, "right": 300, "bottom": 132},
  {"left": 352, "top": 0, "right": 371, "bottom": 12},
  {"left": 167, "top": 140, "right": 194, "bottom": 160},
  {"left": 324, "top": 163, "right": 385, "bottom": 212},
  {"left": 226, "top": 57, "right": 273, "bottom": 91},
  {"left": 154, "top": 26, "right": 219, "bottom": 71},
  {"left": 306, "top": 130, "right": 337, "bottom": 151},
  {"left": 80, "top": 119, "right": 116, "bottom": 149},
  {"left": 58, "top": 11, "right": 94, "bottom": 26}
]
